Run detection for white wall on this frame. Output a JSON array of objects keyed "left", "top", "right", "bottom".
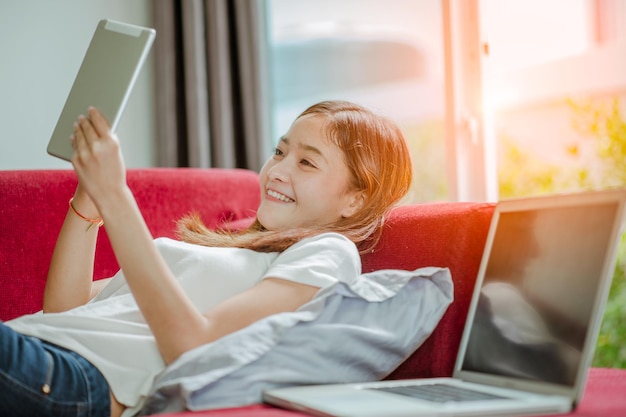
[{"left": 0, "top": 0, "right": 155, "bottom": 169}]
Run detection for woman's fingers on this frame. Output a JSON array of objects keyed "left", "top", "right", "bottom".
[
  {"left": 70, "top": 106, "right": 125, "bottom": 178},
  {"left": 72, "top": 120, "right": 86, "bottom": 153},
  {"left": 78, "top": 114, "right": 98, "bottom": 145},
  {"left": 71, "top": 107, "right": 115, "bottom": 158},
  {"left": 71, "top": 107, "right": 110, "bottom": 149},
  {"left": 87, "top": 106, "right": 111, "bottom": 136}
]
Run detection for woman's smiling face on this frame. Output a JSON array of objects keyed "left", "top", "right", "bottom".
[{"left": 257, "top": 114, "right": 362, "bottom": 231}]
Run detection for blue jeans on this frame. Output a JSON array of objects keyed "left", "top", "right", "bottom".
[{"left": 0, "top": 321, "right": 110, "bottom": 417}]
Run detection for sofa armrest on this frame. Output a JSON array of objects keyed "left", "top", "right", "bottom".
[{"left": 0, "top": 168, "right": 260, "bottom": 321}]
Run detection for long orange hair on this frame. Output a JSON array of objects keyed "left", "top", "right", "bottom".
[{"left": 177, "top": 100, "right": 412, "bottom": 254}]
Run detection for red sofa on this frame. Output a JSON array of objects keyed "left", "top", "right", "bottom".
[{"left": 1, "top": 168, "right": 624, "bottom": 417}]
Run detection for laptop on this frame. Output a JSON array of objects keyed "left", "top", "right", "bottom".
[
  {"left": 263, "top": 188, "right": 626, "bottom": 417},
  {"left": 47, "top": 19, "right": 155, "bottom": 161}
]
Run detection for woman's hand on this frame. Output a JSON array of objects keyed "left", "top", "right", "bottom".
[{"left": 70, "top": 107, "right": 127, "bottom": 206}]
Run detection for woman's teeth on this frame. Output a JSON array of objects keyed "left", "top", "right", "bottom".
[{"left": 267, "top": 189, "right": 294, "bottom": 202}]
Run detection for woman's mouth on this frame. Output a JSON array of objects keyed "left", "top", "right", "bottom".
[{"left": 267, "top": 189, "right": 295, "bottom": 203}]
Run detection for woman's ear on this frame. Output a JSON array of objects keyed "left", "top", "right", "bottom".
[{"left": 341, "top": 191, "right": 366, "bottom": 219}]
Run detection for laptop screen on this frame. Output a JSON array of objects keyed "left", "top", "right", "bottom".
[{"left": 460, "top": 202, "right": 618, "bottom": 387}]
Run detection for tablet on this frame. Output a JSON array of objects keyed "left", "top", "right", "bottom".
[{"left": 47, "top": 19, "right": 156, "bottom": 161}]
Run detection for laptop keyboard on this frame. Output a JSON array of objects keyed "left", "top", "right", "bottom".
[{"left": 369, "top": 383, "right": 508, "bottom": 403}]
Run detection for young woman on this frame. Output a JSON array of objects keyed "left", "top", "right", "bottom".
[{"left": 1, "top": 100, "right": 412, "bottom": 417}]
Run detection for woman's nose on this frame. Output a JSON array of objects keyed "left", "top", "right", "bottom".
[{"left": 268, "top": 159, "right": 290, "bottom": 182}]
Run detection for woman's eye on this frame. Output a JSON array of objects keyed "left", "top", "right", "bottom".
[
  {"left": 273, "top": 148, "right": 284, "bottom": 157},
  {"left": 300, "top": 159, "right": 316, "bottom": 168}
]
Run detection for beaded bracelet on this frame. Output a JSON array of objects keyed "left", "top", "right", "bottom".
[{"left": 69, "top": 198, "right": 104, "bottom": 231}]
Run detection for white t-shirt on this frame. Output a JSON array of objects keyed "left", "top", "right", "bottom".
[{"left": 6, "top": 232, "right": 360, "bottom": 408}]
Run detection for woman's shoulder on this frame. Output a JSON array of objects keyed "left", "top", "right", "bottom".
[{"left": 267, "top": 232, "right": 361, "bottom": 286}]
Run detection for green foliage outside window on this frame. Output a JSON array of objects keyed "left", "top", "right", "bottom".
[{"left": 498, "top": 98, "right": 626, "bottom": 368}]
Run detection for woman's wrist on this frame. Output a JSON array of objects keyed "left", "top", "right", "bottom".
[
  {"left": 68, "top": 187, "right": 103, "bottom": 231},
  {"left": 69, "top": 198, "right": 104, "bottom": 230},
  {"left": 71, "top": 187, "right": 100, "bottom": 217}
]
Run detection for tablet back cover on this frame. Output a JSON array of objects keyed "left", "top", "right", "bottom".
[{"left": 47, "top": 19, "right": 155, "bottom": 161}]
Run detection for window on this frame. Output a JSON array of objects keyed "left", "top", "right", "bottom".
[{"left": 481, "top": 0, "right": 626, "bottom": 198}]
